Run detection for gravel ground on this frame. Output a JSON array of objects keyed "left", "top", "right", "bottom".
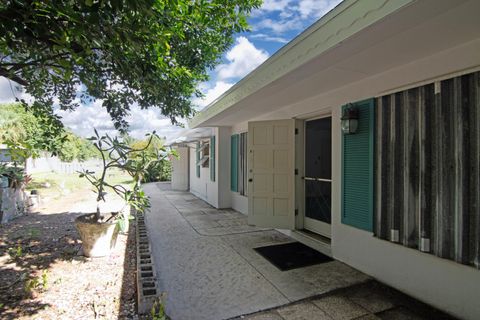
[{"left": 0, "top": 189, "right": 138, "bottom": 320}]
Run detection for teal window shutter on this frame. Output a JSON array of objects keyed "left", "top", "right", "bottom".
[
  {"left": 210, "top": 136, "right": 215, "bottom": 181},
  {"left": 231, "top": 134, "right": 239, "bottom": 192},
  {"left": 196, "top": 141, "right": 200, "bottom": 178},
  {"left": 342, "top": 98, "right": 375, "bottom": 231}
]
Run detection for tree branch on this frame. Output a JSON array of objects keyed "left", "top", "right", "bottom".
[{"left": 0, "top": 68, "right": 28, "bottom": 86}]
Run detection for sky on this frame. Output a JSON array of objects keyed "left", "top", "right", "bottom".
[{"left": 0, "top": 0, "right": 342, "bottom": 140}]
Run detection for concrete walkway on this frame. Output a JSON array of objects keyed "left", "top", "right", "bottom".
[{"left": 144, "top": 183, "right": 455, "bottom": 320}]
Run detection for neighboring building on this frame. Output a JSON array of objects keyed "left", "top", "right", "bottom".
[{"left": 169, "top": 1, "right": 480, "bottom": 319}]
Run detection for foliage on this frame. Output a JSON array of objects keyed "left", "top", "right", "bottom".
[
  {"left": 8, "top": 244, "right": 23, "bottom": 259},
  {"left": 0, "top": 0, "right": 261, "bottom": 132},
  {"left": 0, "top": 103, "right": 97, "bottom": 161},
  {"left": 24, "top": 270, "right": 48, "bottom": 294},
  {"left": 0, "top": 102, "right": 66, "bottom": 158},
  {"left": 151, "top": 298, "right": 167, "bottom": 320},
  {"left": 57, "top": 131, "right": 98, "bottom": 162},
  {"left": 0, "top": 163, "right": 29, "bottom": 189},
  {"left": 78, "top": 130, "right": 168, "bottom": 223},
  {"left": 127, "top": 135, "right": 174, "bottom": 182}
]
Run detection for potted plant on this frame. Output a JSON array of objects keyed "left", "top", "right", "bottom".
[{"left": 75, "top": 130, "right": 162, "bottom": 257}]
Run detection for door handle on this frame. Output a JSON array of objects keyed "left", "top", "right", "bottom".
[{"left": 248, "top": 179, "right": 253, "bottom": 182}]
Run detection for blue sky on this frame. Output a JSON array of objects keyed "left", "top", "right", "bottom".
[
  {"left": 192, "top": 0, "right": 342, "bottom": 111},
  {"left": 0, "top": 0, "right": 342, "bottom": 140}
]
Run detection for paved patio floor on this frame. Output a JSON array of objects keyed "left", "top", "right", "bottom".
[{"left": 144, "top": 183, "right": 455, "bottom": 320}]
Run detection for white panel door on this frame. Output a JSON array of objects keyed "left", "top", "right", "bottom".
[{"left": 248, "top": 120, "right": 295, "bottom": 229}]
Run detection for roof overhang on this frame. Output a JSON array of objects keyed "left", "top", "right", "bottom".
[
  {"left": 166, "top": 127, "right": 214, "bottom": 146},
  {"left": 190, "top": 0, "right": 480, "bottom": 127}
]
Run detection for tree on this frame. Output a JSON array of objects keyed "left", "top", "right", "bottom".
[
  {"left": 128, "top": 134, "right": 173, "bottom": 182},
  {"left": 0, "top": 102, "right": 65, "bottom": 158},
  {"left": 0, "top": 103, "right": 97, "bottom": 161},
  {"left": 57, "top": 132, "right": 98, "bottom": 162},
  {"left": 0, "top": 0, "right": 261, "bottom": 132}
]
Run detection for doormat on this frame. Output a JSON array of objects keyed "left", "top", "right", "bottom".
[{"left": 254, "top": 242, "right": 333, "bottom": 271}]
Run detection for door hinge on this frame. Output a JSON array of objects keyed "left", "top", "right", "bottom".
[
  {"left": 295, "top": 209, "right": 299, "bottom": 216},
  {"left": 295, "top": 128, "right": 299, "bottom": 135},
  {"left": 294, "top": 168, "right": 298, "bottom": 175}
]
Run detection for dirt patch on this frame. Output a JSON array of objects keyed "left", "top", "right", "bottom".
[{"left": 0, "top": 188, "right": 137, "bottom": 319}]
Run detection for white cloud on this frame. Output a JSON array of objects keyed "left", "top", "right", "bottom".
[
  {"left": 254, "top": 18, "right": 304, "bottom": 34},
  {"left": 297, "top": 0, "right": 339, "bottom": 19},
  {"left": 0, "top": 77, "right": 183, "bottom": 141},
  {"left": 191, "top": 37, "right": 268, "bottom": 111},
  {"left": 252, "top": 0, "right": 342, "bottom": 35},
  {"left": 57, "top": 101, "right": 184, "bottom": 140},
  {"left": 250, "top": 33, "right": 289, "bottom": 44},
  {"left": 216, "top": 37, "right": 269, "bottom": 81},
  {"left": 0, "top": 77, "right": 31, "bottom": 103},
  {"left": 261, "top": 0, "right": 292, "bottom": 12},
  {"left": 192, "top": 81, "right": 234, "bottom": 110}
]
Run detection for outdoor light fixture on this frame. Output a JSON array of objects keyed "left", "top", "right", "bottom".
[{"left": 341, "top": 104, "right": 359, "bottom": 134}]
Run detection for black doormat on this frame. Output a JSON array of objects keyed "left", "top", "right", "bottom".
[{"left": 254, "top": 242, "right": 333, "bottom": 271}]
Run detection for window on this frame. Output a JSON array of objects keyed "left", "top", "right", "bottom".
[
  {"left": 195, "top": 140, "right": 210, "bottom": 178},
  {"left": 210, "top": 136, "right": 215, "bottom": 182},
  {"left": 375, "top": 71, "right": 480, "bottom": 269},
  {"left": 195, "top": 142, "right": 200, "bottom": 178},
  {"left": 197, "top": 141, "right": 209, "bottom": 168},
  {"left": 231, "top": 132, "right": 248, "bottom": 195},
  {"left": 238, "top": 132, "right": 248, "bottom": 196}
]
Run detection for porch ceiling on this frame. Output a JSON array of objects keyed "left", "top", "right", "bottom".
[{"left": 192, "top": 0, "right": 480, "bottom": 127}]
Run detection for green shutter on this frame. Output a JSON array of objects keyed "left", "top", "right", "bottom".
[
  {"left": 231, "top": 134, "right": 238, "bottom": 192},
  {"left": 196, "top": 141, "right": 200, "bottom": 178},
  {"left": 210, "top": 136, "right": 215, "bottom": 182},
  {"left": 342, "top": 98, "right": 375, "bottom": 231}
]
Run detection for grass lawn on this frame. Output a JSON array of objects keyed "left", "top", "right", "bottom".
[{"left": 26, "top": 169, "right": 134, "bottom": 200}]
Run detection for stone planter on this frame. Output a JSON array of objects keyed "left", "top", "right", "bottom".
[{"left": 75, "top": 213, "right": 119, "bottom": 257}]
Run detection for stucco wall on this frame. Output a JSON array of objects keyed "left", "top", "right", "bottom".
[
  {"left": 188, "top": 145, "right": 217, "bottom": 206},
  {"left": 216, "top": 127, "right": 232, "bottom": 209},
  {"left": 231, "top": 192, "right": 247, "bottom": 215},
  {"left": 171, "top": 147, "right": 189, "bottom": 191}
]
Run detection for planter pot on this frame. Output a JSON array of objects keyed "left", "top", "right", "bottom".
[{"left": 75, "top": 213, "right": 119, "bottom": 257}]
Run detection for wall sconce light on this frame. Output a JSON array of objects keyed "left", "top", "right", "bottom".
[{"left": 341, "top": 105, "right": 359, "bottom": 134}]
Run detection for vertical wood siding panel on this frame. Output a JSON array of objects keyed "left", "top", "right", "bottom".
[
  {"left": 420, "top": 85, "right": 435, "bottom": 251},
  {"left": 441, "top": 80, "right": 456, "bottom": 260},
  {"left": 375, "top": 96, "right": 392, "bottom": 239},
  {"left": 388, "top": 95, "right": 397, "bottom": 241},
  {"left": 418, "top": 86, "right": 426, "bottom": 249},
  {"left": 375, "top": 97, "right": 383, "bottom": 237},
  {"left": 376, "top": 71, "right": 479, "bottom": 268},
  {"left": 433, "top": 83, "right": 444, "bottom": 257},
  {"left": 454, "top": 76, "right": 470, "bottom": 263},
  {"left": 431, "top": 84, "right": 441, "bottom": 256},
  {"left": 402, "top": 90, "right": 410, "bottom": 246},
  {"left": 384, "top": 96, "right": 392, "bottom": 239},
  {"left": 405, "top": 89, "right": 419, "bottom": 247},
  {"left": 469, "top": 73, "right": 480, "bottom": 268},
  {"left": 393, "top": 93, "right": 404, "bottom": 241}
]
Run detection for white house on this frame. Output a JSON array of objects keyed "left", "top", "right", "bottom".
[{"left": 169, "top": 0, "right": 480, "bottom": 319}]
